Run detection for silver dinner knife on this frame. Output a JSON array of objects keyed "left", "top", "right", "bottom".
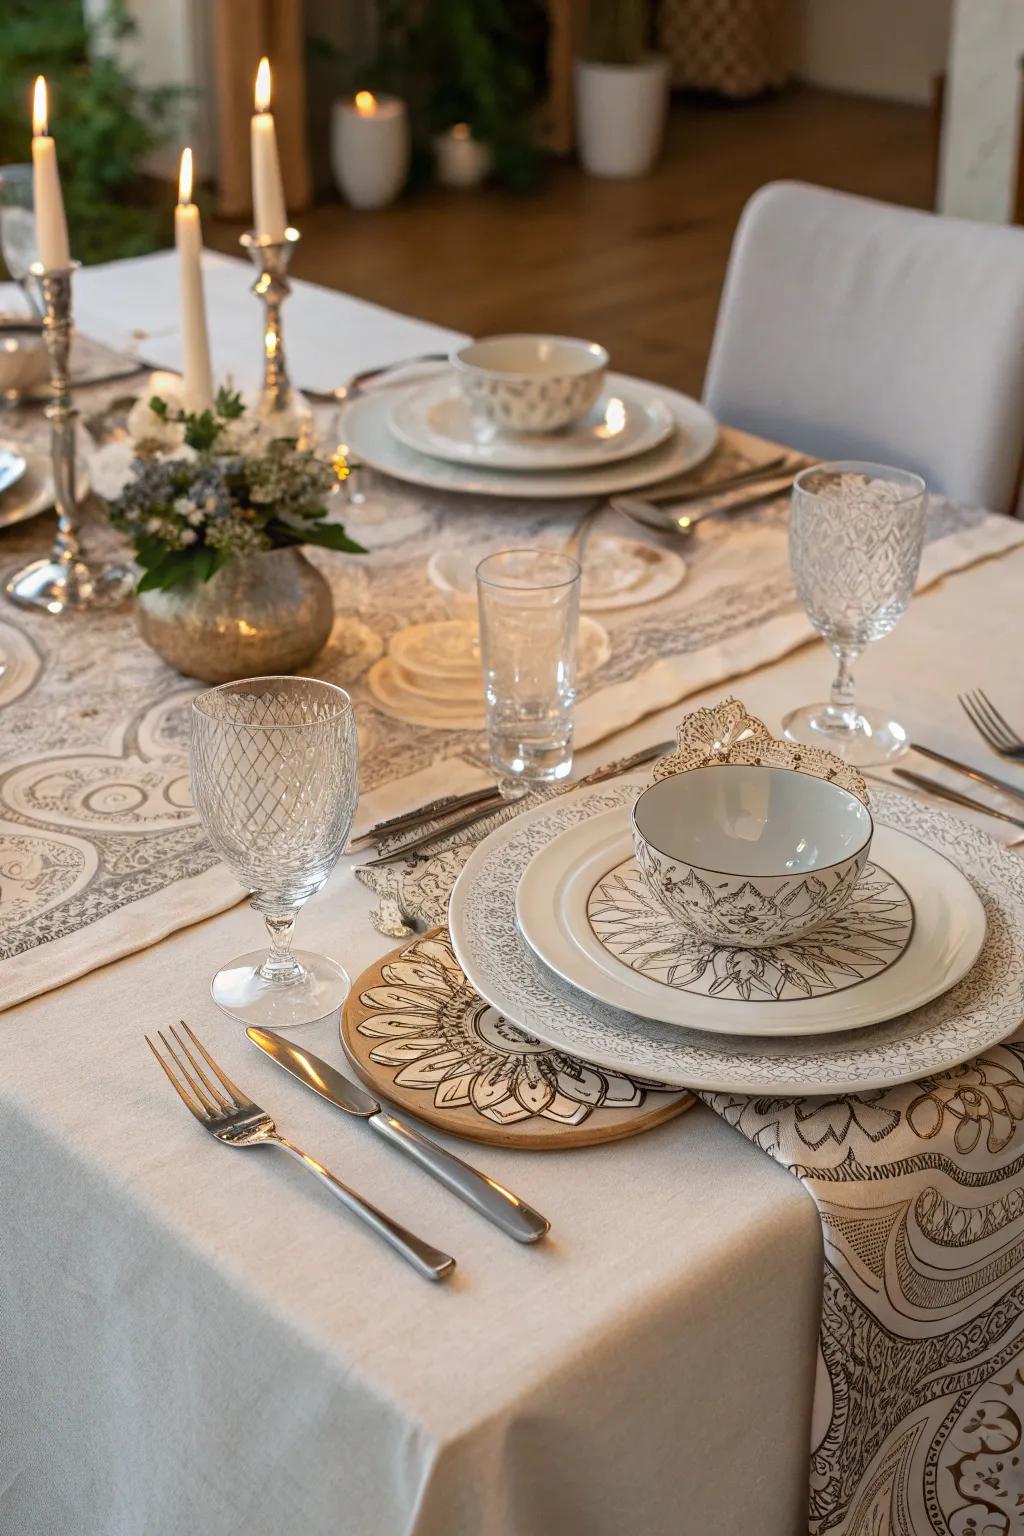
[{"left": 246, "top": 1027, "right": 550, "bottom": 1244}]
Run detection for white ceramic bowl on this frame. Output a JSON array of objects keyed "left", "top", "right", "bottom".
[
  {"left": 0, "top": 327, "right": 48, "bottom": 398},
  {"left": 631, "top": 764, "right": 873, "bottom": 948},
  {"left": 450, "top": 333, "right": 608, "bottom": 433}
]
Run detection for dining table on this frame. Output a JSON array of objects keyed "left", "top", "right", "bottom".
[{"left": 2, "top": 249, "right": 1024, "bottom": 1536}]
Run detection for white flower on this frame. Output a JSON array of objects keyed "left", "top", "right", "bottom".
[
  {"left": 127, "top": 394, "right": 185, "bottom": 453},
  {"left": 179, "top": 528, "right": 197, "bottom": 545}
]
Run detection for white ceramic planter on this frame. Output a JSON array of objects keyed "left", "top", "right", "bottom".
[
  {"left": 574, "top": 55, "right": 670, "bottom": 179},
  {"left": 331, "top": 95, "right": 410, "bottom": 211}
]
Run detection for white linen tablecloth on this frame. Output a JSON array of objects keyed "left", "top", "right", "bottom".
[{"left": 3, "top": 254, "right": 1024, "bottom": 1536}]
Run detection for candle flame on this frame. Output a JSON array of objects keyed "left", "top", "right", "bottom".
[
  {"left": 255, "top": 56, "right": 272, "bottom": 113},
  {"left": 354, "top": 90, "right": 378, "bottom": 116},
  {"left": 32, "top": 76, "right": 48, "bottom": 137},
  {"left": 452, "top": 122, "right": 470, "bottom": 141},
  {"left": 178, "top": 146, "right": 193, "bottom": 205}
]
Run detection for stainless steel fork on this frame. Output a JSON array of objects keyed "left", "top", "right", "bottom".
[
  {"left": 146, "top": 1021, "right": 456, "bottom": 1282},
  {"left": 959, "top": 689, "right": 1024, "bottom": 761}
]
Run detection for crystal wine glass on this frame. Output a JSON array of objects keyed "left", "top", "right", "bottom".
[
  {"left": 784, "top": 461, "right": 927, "bottom": 765},
  {"left": 0, "top": 165, "right": 43, "bottom": 316},
  {"left": 191, "top": 677, "right": 360, "bottom": 1026}
]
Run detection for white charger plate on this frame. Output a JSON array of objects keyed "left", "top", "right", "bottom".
[
  {"left": 513, "top": 807, "right": 985, "bottom": 1037},
  {"left": 340, "top": 373, "right": 718, "bottom": 499},
  {"left": 0, "top": 446, "right": 90, "bottom": 530},
  {"left": 389, "top": 374, "right": 676, "bottom": 471},
  {"left": 447, "top": 780, "right": 1024, "bottom": 1095}
]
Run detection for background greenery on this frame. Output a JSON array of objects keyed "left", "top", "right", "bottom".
[{"left": 0, "top": 0, "right": 183, "bottom": 267}]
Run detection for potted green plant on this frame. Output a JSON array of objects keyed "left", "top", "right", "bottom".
[{"left": 575, "top": 0, "right": 669, "bottom": 178}]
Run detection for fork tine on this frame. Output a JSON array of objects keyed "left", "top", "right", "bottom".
[
  {"left": 977, "top": 689, "right": 1024, "bottom": 750},
  {"left": 966, "top": 690, "right": 1014, "bottom": 751},
  {"left": 146, "top": 1034, "right": 208, "bottom": 1120},
  {"left": 169, "top": 1023, "right": 232, "bottom": 1112},
  {"left": 158, "top": 1028, "right": 220, "bottom": 1116},
  {"left": 960, "top": 692, "right": 1003, "bottom": 751},
  {"left": 177, "top": 1019, "right": 254, "bottom": 1109}
]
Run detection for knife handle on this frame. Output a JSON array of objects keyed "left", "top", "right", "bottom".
[{"left": 368, "top": 1112, "right": 550, "bottom": 1244}]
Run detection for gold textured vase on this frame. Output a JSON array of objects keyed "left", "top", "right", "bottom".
[{"left": 136, "top": 548, "right": 334, "bottom": 684}]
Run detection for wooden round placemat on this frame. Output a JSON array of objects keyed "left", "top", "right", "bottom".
[{"left": 340, "top": 927, "right": 694, "bottom": 1150}]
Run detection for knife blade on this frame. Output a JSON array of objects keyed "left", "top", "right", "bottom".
[
  {"left": 349, "top": 781, "right": 501, "bottom": 852},
  {"left": 911, "top": 742, "right": 1024, "bottom": 807},
  {"left": 247, "top": 1027, "right": 550, "bottom": 1243},
  {"left": 892, "top": 767, "right": 1024, "bottom": 831}
]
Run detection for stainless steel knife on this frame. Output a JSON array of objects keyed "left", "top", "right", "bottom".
[{"left": 246, "top": 1027, "right": 550, "bottom": 1244}]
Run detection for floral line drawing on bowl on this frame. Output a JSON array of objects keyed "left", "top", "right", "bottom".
[
  {"left": 652, "top": 695, "right": 870, "bottom": 806},
  {"left": 588, "top": 857, "right": 914, "bottom": 1002}
]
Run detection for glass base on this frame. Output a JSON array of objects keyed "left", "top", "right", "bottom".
[
  {"left": 490, "top": 737, "right": 573, "bottom": 783},
  {"left": 782, "top": 701, "right": 909, "bottom": 766},
  {"left": 5, "top": 556, "right": 135, "bottom": 613},
  {"left": 211, "top": 948, "right": 350, "bottom": 1027}
]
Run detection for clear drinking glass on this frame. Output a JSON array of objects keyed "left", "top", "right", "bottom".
[
  {"left": 784, "top": 461, "right": 927, "bottom": 765},
  {"left": 191, "top": 677, "right": 359, "bottom": 1026},
  {"left": 0, "top": 165, "right": 42, "bottom": 315},
  {"left": 477, "top": 548, "right": 581, "bottom": 782}
]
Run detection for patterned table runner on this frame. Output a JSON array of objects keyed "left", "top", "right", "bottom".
[
  {"left": 357, "top": 793, "right": 1024, "bottom": 1536},
  {"left": 1, "top": 382, "right": 1023, "bottom": 1013}
]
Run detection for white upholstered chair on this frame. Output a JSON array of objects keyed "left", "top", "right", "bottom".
[{"left": 703, "top": 181, "right": 1024, "bottom": 513}]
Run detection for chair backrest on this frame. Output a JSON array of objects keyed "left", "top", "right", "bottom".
[{"left": 703, "top": 181, "right": 1024, "bottom": 513}]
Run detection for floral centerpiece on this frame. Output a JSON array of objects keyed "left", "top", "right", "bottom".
[{"left": 110, "top": 381, "right": 364, "bottom": 683}]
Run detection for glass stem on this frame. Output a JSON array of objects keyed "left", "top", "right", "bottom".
[
  {"left": 255, "top": 907, "right": 304, "bottom": 984},
  {"left": 827, "top": 644, "right": 860, "bottom": 729}
]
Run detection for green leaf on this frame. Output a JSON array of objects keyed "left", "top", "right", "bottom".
[
  {"left": 148, "top": 395, "right": 168, "bottom": 420},
  {"left": 268, "top": 517, "right": 366, "bottom": 555},
  {"left": 215, "top": 385, "right": 246, "bottom": 420},
  {"left": 183, "top": 409, "right": 220, "bottom": 452}
]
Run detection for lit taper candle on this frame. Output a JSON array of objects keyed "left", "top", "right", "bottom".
[
  {"left": 31, "top": 76, "right": 71, "bottom": 270},
  {"left": 175, "top": 148, "right": 214, "bottom": 412},
  {"left": 251, "top": 57, "right": 288, "bottom": 242}
]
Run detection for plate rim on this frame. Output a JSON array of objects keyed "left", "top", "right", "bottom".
[
  {"left": 389, "top": 372, "right": 676, "bottom": 471},
  {"left": 513, "top": 809, "right": 985, "bottom": 1037},
  {"left": 447, "top": 780, "right": 1022, "bottom": 1095},
  {"left": 340, "top": 374, "right": 719, "bottom": 499}
]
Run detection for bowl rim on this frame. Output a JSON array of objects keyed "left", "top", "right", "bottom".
[
  {"left": 451, "top": 333, "right": 609, "bottom": 381},
  {"left": 631, "top": 762, "right": 874, "bottom": 880}
]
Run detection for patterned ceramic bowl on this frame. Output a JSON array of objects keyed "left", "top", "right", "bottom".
[
  {"left": 450, "top": 334, "right": 608, "bottom": 433},
  {"left": 631, "top": 763, "right": 874, "bottom": 949}
]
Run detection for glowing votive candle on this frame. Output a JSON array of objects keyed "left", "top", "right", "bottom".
[
  {"left": 331, "top": 91, "right": 410, "bottom": 211},
  {"left": 434, "top": 123, "right": 492, "bottom": 189}
]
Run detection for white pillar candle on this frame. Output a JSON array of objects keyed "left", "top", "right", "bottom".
[
  {"left": 251, "top": 57, "right": 288, "bottom": 242},
  {"left": 175, "top": 148, "right": 214, "bottom": 413},
  {"left": 31, "top": 76, "right": 71, "bottom": 270},
  {"left": 330, "top": 91, "right": 410, "bottom": 211},
  {"left": 433, "top": 123, "right": 492, "bottom": 189}
]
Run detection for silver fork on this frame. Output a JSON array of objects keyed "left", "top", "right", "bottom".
[
  {"left": 146, "top": 1021, "right": 456, "bottom": 1282},
  {"left": 959, "top": 690, "right": 1024, "bottom": 761}
]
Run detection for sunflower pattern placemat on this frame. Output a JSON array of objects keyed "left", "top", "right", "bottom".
[{"left": 340, "top": 927, "right": 694, "bottom": 1149}]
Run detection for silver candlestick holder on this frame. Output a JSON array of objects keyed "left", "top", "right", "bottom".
[
  {"left": 240, "top": 226, "right": 302, "bottom": 417},
  {"left": 5, "top": 260, "right": 134, "bottom": 614}
]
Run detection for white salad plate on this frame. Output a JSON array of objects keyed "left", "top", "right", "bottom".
[
  {"left": 340, "top": 373, "right": 718, "bottom": 499},
  {"left": 513, "top": 806, "right": 985, "bottom": 1037},
  {"left": 388, "top": 373, "right": 677, "bottom": 471},
  {"left": 447, "top": 780, "right": 1023, "bottom": 1096}
]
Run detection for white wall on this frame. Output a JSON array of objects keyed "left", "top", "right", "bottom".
[
  {"left": 793, "top": 0, "right": 953, "bottom": 106},
  {"left": 938, "top": 0, "right": 1024, "bottom": 223}
]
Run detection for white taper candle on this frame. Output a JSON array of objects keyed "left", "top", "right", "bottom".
[
  {"left": 251, "top": 57, "right": 288, "bottom": 242},
  {"left": 31, "top": 76, "right": 71, "bottom": 270},
  {"left": 175, "top": 148, "right": 214, "bottom": 413}
]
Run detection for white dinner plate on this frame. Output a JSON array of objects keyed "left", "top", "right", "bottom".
[
  {"left": 0, "top": 446, "right": 90, "bottom": 530},
  {"left": 0, "top": 447, "right": 26, "bottom": 497},
  {"left": 513, "top": 808, "right": 985, "bottom": 1037},
  {"left": 340, "top": 373, "right": 718, "bottom": 499},
  {"left": 388, "top": 374, "right": 677, "bottom": 471},
  {"left": 446, "top": 780, "right": 1024, "bottom": 1096}
]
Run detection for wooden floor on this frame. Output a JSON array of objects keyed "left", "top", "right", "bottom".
[{"left": 208, "top": 85, "right": 935, "bottom": 399}]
